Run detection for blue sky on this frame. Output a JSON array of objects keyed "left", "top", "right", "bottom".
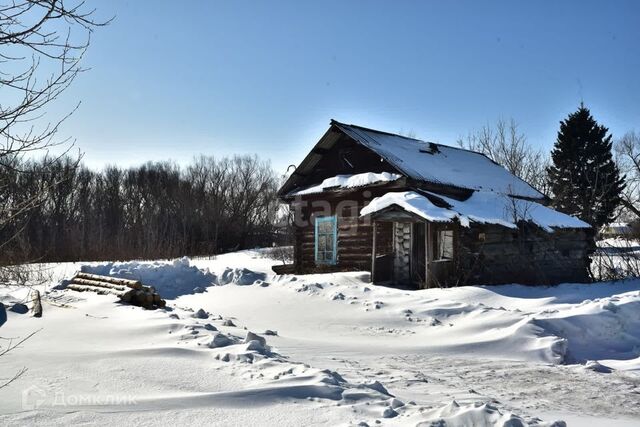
[{"left": 51, "top": 0, "right": 639, "bottom": 174}]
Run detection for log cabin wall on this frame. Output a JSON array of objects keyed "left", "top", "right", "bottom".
[
  {"left": 455, "top": 224, "right": 594, "bottom": 285},
  {"left": 292, "top": 189, "right": 393, "bottom": 274},
  {"left": 290, "top": 190, "right": 593, "bottom": 285}
]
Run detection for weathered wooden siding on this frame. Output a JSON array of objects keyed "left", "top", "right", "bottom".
[
  {"left": 291, "top": 191, "right": 594, "bottom": 286},
  {"left": 454, "top": 224, "right": 594, "bottom": 285},
  {"left": 293, "top": 190, "right": 392, "bottom": 273}
]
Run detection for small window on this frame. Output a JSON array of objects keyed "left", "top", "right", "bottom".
[
  {"left": 436, "top": 229, "right": 454, "bottom": 260},
  {"left": 315, "top": 216, "right": 337, "bottom": 264}
]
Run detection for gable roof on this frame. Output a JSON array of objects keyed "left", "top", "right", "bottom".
[
  {"left": 333, "top": 121, "right": 544, "bottom": 199},
  {"left": 278, "top": 120, "right": 545, "bottom": 200}
]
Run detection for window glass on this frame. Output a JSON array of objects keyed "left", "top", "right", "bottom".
[
  {"left": 315, "top": 216, "right": 337, "bottom": 264},
  {"left": 437, "top": 229, "right": 454, "bottom": 260}
]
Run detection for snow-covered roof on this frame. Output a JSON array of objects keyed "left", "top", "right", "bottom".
[
  {"left": 333, "top": 121, "right": 544, "bottom": 199},
  {"left": 290, "top": 172, "right": 402, "bottom": 196},
  {"left": 360, "top": 191, "right": 591, "bottom": 231}
]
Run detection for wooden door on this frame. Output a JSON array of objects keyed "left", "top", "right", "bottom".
[{"left": 412, "top": 222, "right": 426, "bottom": 286}]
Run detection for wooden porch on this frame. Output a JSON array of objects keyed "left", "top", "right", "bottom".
[{"left": 369, "top": 206, "right": 455, "bottom": 289}]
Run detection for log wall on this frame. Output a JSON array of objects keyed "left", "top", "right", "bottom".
[
  {"left": 293, "top": 190, "right": 391, "bottom": 273},
  {"left": 455, "top": 224, "right": 594, "bottom": 285},
  {"left": 291, "top": 191, "right": 594, "bottom": 286}
]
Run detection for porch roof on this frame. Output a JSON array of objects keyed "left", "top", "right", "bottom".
[{"left": 360, "top": 191, "right": 591, "bottom": 231}]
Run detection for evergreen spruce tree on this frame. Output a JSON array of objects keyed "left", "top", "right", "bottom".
[{"left": 547, "top": 104, "right": 624, "bottom": 228}]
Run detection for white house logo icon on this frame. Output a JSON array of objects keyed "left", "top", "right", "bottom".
[{"left": 21, "top": 385, "right": 46, "bottom": 410}]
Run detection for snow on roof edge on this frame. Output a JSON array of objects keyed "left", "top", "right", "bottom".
[
  {"left": 360, "top": 191, "right": 591, "bottom": 231},
  {"left": 289, "top": 172, "right": 402, "bottom": 196}
]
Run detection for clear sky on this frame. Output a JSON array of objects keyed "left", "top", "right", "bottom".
[{"left": 50, "top": 0, "right": 639, "bottom": 175}]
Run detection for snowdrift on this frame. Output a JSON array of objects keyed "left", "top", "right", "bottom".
[
  {"left": 79, "top": 257, "right": 267, "bottom": 299},
  {"left": 77, "top": 254, "right": 640, "bottom": 369},
  {"left": 531, "top": 291, "right": 640, "bottom": 363},
  {"left": 3, "top": 250, "right": 640, "bottom": 425}
]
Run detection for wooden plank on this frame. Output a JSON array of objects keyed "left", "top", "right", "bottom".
[
  {"left": 371, "top": 221, "right": 377, "bottom": 283},
  {"left": 426, "top": 222, "right": 433, "bottom": 288},
  {"left": 31, "top": 290, "right": 42, "bottom": 318},
  {"left": 409, "top": 221, "right": 414, "bottom": 283}
]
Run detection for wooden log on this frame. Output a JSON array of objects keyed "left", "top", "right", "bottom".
[
  {"left": 31, "top": 290, "right": 42, "bottom": 318},
  {"left": 333, "top": 254, "right": 372, "bottom": 260},
  {"left": 71, "top": 277, "right": 127, "bottom": 292},
  {"left": 75, "top": 272, "right": 143, "bottom": 289},
  {"left": 142, "top": 292, "right": 154, "bottom": 309},
  {"left": 132, "top": 290, "right": 154, "bottom": 308},
  {"left": 67, "top": 283, "right": 127, "bottom": 297},
  {"left": 120, "top": 290, "right": 133, "bottom": 303},
  {"left": 65, "top": 273, "right": 165, "bottom": 309}
]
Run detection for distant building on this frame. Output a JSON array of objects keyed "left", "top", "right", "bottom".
[
  {"left": 276, "top": 120, "right": 594, "bottom": 287},
  {"left": 600, "top": 222, "right": 633, "bottom": 238}
]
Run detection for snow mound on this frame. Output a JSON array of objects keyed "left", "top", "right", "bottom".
[
  {"left": 530, "top": 292, "right": 640, "bottom": 363},
  {"left": 267, "top": 271, "right": 640, "bottom": 367},
  {"left": 415, "top": 400, "right": 565, "bottom": 427},
  {"left": 193, "top": 308, "right": 209, "bottom": 319},
  {"left": 80, "top": 257, "right": 217, "bottom": 299},
  {"left": 219, "top": 267, "right": 266, "bottom": 286},
  {"left": 208, "top": 332, "right": 235, "bottom": 348}
]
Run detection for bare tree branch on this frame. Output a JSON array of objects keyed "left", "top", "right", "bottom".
[{"left": 457, "top": 118, "right": 550, "bottom": 196}]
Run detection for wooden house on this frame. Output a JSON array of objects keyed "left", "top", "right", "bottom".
[
  {"left": 277, "top": 120, "right": 594, "bottom": 288},
  {"left": 599, "top": 222, "right": 633, "bottom": 239}
]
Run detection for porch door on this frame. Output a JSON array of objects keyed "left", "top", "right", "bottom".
[{"left": 411, "top": 222, "right": 426, "bottom": 285}]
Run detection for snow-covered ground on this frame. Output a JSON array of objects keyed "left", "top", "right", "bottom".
[
  {"left": 1, "top": 250, "right": 639, "bottom": 426},
  {"left": 596, "top": 237, "right": 640, "bottom": 251},
  {"left": 592, "top": 238, "right": 640, "bottom": 281}
]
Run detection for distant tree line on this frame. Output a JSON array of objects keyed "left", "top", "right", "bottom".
[
  {"left": 1, "top": 104, "right": 634, "bottom": 266},
  {"left": 0, "top": 155, "right": 280, "bottom": 263}
]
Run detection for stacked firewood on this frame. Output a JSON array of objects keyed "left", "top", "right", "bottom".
[{"left": 67, "top": 272, "right": 166, "bottom": 309}]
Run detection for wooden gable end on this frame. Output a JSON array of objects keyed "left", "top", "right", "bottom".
[{"left": 277, "top": 125, "right": 402, "bottom": 198}]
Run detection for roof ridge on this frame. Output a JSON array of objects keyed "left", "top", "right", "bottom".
[
  {"left": 331, "top": 119, "right": 424, "bottom": 143},
  {"left": 331, "top": 119, "right": 489, "bottom": 157}
]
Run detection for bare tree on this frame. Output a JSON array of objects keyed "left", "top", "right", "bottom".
[
  {"left": 0, "top": 1, "right": 109, "bottom": 163},
  {"left": 0, "top": 1, "right": 108, "bottom": 278},
  {"left": 615, "top": 131, "right": 640, "bottom": 221},
  {"left": 457, "top": 118, "right": 550, "bottom": 195},
  {"left": 591, "top": 239, "right": 640, "bottom": 281},
  {"left": 0, "top": 1, "right": 108, "bottom": 387}
]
